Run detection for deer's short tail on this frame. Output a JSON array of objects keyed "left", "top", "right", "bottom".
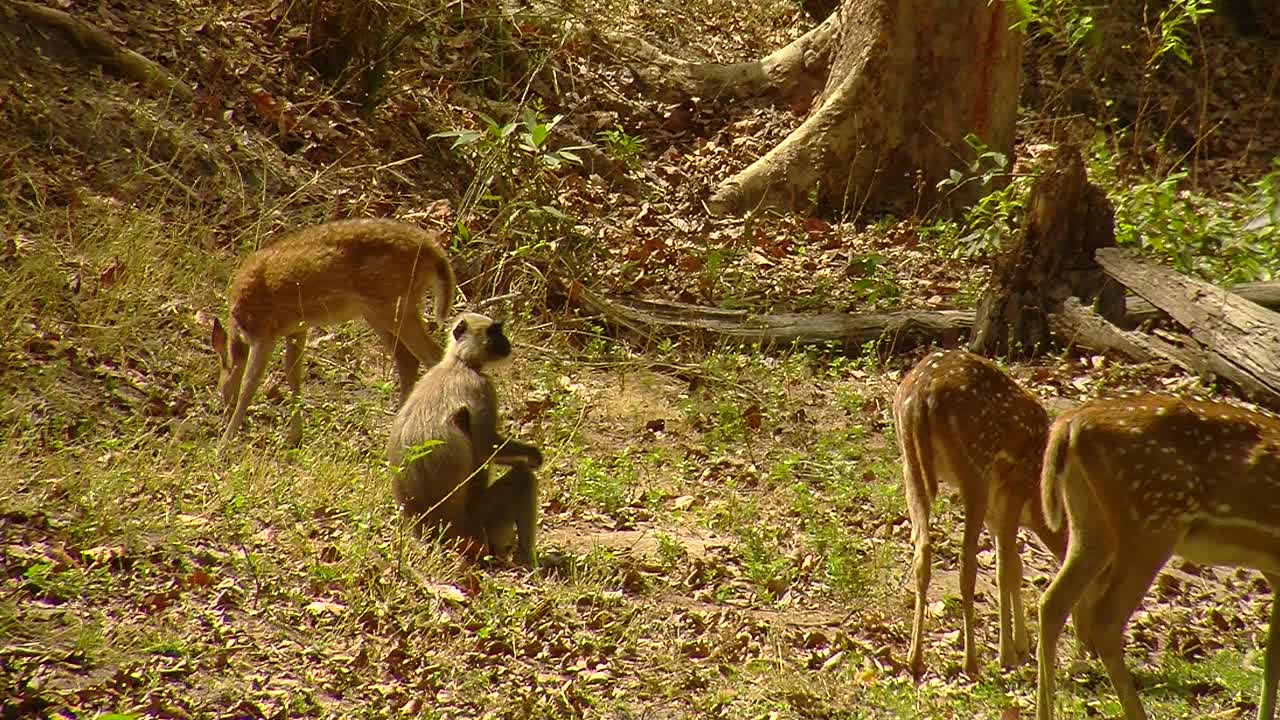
[
  {"left": 1040, "top": 417, "right": 1072, "bottom": 533},
  {"left": 895, "top": 395, "right": 938, "bottom": 509},
  {"left": 425, "top": 233, "right": 456, "bottom": 324}
]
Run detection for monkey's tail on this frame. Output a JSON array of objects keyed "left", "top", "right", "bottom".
[{"left": 1040, "top": 417, "right": 1072, "bottom": 534}]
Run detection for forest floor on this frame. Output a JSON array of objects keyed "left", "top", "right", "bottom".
[{"left": 2, "top": 0, "right": 1279, "bottom": 718}]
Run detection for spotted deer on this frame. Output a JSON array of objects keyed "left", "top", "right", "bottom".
[
  {"left": 1036, "top": 394, "right": 1280, "bottom": 720},
  {"left": 893, "top": 350, "right": 1067, "bottom": 676},
  {"left": 211, "top": 218, "right": 455, "bottom": 447}
]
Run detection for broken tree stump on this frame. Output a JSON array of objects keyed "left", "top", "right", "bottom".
[{"left": 968, "top": 144, "right": 1124, "bottom": 358}]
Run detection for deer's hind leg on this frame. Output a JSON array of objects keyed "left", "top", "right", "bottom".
[
  {"left": 221, "top": 336, "right": 276, "bottom": 446},
  {"left": 365, "top": 300, "right": 441, "bottom": 403},
  {"left": 282, "top": 331, "right": 306, "bottom": 447}
]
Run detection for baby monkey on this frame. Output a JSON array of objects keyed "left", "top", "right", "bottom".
[{"left": 388, "top": 313, "right": 543, "bottom": 565}]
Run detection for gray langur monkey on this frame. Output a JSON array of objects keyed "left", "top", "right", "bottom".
[{"left": 387, "top": 312, "right": 543, "bottom": 565}]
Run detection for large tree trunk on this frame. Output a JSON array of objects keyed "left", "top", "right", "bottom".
[{"left": 708, "top": 0, "right": 1023, "bottom": 218}]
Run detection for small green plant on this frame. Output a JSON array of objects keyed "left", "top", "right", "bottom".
[
  {"left": 579, "top": 321, "right": 623, "bottom": 360},
  {"left": 1106, "top": 156, "right": 1279, "bottom": 284},
  {"left": 597, "top": 127, "right": 647, "bottom": 170},
  {"left": 1148, "top": 0, "right": 1214, "bottom": 68},
  {"left": 934, "top": 135, "right": 1028, "bottom": 259},
  {"left": 571, "top": 455, "right": 634, "bottom": 516},
  {"left": 851, "top": 340, "right": 883, "bottom": 374},
  {"left": 833, "top": 387, "right": 865, "bottom": 416},
  {"left": 845, "top": 253, "right": 901, "bottom": 304},
  {"left": 432, "top": 107, "right": 592, "bottom": 247},
  {"left": 807, "top": 519, "right": 868, "bottom": 599},
  {"left": 738, "top": 527, "right": 793, "bottom": 601},
  {"left": 433, "top": 108, "right": 590, "bottom": 197},
  {"left": 936, "top": 134, "right": 1012, "bottom": 202},
  {"left": 654, "top": 533, "right": 687, "bottom": 569},
  {"left": 23, "top": 562, "right": 85, "bottom": 601},
  {"left": 1019, "top": 0, "right": 1099, "bottom": 51}
]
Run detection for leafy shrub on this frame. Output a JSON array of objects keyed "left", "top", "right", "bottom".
[{"left": 1105, "top": 157, "right": 1279, "bottom": 284}]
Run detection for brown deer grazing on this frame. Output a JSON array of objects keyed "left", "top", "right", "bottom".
[
  {"left": 211, "top": 218, "right": 456, "bottom": 447},
  {"left": 1037, "top": 394, "right": 1280, "bottom": 720},
  {"left": 893, "top": 350, "right": 1067, "bottom": 677}
]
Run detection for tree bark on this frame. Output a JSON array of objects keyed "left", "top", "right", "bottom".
[
  {"left": 968, "top": 144, "right": 1123, "bottom": 358},
  {"left": 707, "top": 0, "right": 1023, "bottom": 217}
]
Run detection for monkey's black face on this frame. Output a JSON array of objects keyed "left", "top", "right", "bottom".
[
  {"left": 449, "top": 313, "right": 514, "bottom": 368},
  {"left": 485, "top": 322, "right": 512, "bottom": 359}
]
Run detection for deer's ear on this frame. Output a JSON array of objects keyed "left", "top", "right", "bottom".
[{"left": 452, "top": 319, "right": 468, "bottom": 340}]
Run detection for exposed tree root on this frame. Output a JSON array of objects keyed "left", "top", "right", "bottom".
[
  {"left": 9, "top": 1, "right": 193, "bottom": 101},
  {"left": 573, "top": 12, "right": 837, "bottom": 105}
]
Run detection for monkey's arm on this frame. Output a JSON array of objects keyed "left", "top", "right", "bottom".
[
  {"left": 493, "top": 438, "right": 543, "bottom": 470},
  {"left": 454, "top": 406, "right": 542, "bottom": 470}
]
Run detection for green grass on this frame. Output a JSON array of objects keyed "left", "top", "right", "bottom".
[{"left": 2, "top": 196, "right": 1273, "bottom": 719}]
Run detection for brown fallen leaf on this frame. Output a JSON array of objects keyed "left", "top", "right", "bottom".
[{"left": 305, "top": 600, "right": 346, "bottom": 616}]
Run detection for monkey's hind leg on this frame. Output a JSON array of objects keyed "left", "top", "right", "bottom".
[{"left": 469, "top": 466, "right": 539, "bottom": 566}]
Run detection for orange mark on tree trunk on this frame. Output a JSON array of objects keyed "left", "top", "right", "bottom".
[{"left": 971, "top": 2, "right": 1005, "bottom": 138}]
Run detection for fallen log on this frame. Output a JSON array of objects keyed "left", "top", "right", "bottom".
[
  {"left": 1095, "top": 247, "right": 1280, "bottom": 404},
  {"left": 1124, "top": 279, "right": 1280, "bottom": 325},
  {"left": 565, "top": 280, "right": 973, "bottom": 353},
  {"left": 561, "top": 268, "right": 1280, "bottom": 376},
  {"left": 1048, "top": 298, "right": 1269, "bottom": 400},
  {"left": 1051, "top": 298, "right": 1187, "bottom": 365},
  {"left": 571, "top": 282, "right": 1280, "bottom": 360}
]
